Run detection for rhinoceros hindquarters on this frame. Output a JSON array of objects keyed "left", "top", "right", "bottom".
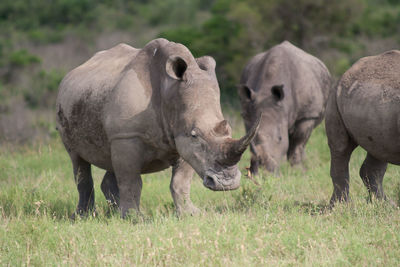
[{"left": 326, "top": 50, "right": 400, "bottom": 207}]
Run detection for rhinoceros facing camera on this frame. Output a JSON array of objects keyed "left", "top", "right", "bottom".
[{"left": 56, "top": 39, "right": 259, "bottom": 218}]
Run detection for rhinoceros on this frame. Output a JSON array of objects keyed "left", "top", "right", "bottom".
[
  {"left": 56, "top": 38, "right": 259, "bottom": 217},
  {"left": 238, "top": 41, "right": 331, "bottom": 174},
  {"left": 326, "top": 50, "right": 400, "bottom": 206}
]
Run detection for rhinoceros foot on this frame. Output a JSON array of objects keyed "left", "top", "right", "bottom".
[
  {"left": 69, "top": 208, "right": 97, "bottom": 221},
  {"left": 176, "top": 202, "right": 201, "bottom": 218}
]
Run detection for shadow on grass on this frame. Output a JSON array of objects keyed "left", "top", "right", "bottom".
[
  {"left": 211, "top": 183, "right": 271, "bottom": 214},
  {"left": 291, "top": 201, "right": 330, "bottom": 215}
]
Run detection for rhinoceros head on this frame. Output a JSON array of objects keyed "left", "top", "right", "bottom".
[
  {"left": 239, "top": 84, "right": 289, "bottom": 173},
  {"left": 155, "top": 42, "right": 260, "bottom": 191}
]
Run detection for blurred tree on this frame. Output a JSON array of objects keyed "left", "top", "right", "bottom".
[
  {"left": 270, "top": 0, "right": 363, "bottom": 47},
  {"left": 161, "top": 0, "right": 396, "bottom": 100}
]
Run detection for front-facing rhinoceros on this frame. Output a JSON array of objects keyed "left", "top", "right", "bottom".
[
  {"left": 326, "top": 50, "right": 400, "bottom": 206},
  {"left": 239, "top": 41, "right": 331, "bottom": 174},
  {"left": 56, "top": 38, "right": 259, "bottom": 217}
]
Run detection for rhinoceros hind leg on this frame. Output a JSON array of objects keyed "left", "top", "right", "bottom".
[
  {"left": 170, "top": 158, "right": 200, "bottom": 217},
  {"left": 101, "top": 171, "right": 120, "bottom": 210},
  {"left": 326, "top": 94, "right": 357, "bottom": 206},
  {"left": 287, "top": 119, "right": 316, "bottom": 167},
  {"left": 70, "top": 153, "right": 95, "bottom": 217},
  {"left": 111, "top": 139, "right": 144, "bottom": 218},
  {"left": 359, "top": 153, "right": 387, "bottom": 202},
  {"left": 328, "top": 140, "right": 357, "bottom": 206}
]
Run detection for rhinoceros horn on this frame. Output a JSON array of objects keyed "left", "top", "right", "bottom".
[{"left": 220, "top": 113, "right": 261, "bottom": 166}]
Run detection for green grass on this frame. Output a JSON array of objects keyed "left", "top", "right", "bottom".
[{"left": 1, "top": 116, "right": 400, "bottom": 266}]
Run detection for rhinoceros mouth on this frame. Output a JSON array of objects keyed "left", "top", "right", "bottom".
[{"left": 203, "top": 169, "right": 240, "bottom": 191}]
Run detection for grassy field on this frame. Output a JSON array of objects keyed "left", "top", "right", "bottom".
[{"left": 1, "top": 112, "right": 400, "bottom": 266}]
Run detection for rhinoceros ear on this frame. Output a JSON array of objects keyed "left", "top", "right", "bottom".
[
  {"left": 196, "top": 56, "right": 216, "bottom": 71},
  {"left": 166, "top": 56, "right": 188, "bottom": 80},
  {"left": 238, "top": 84, "right": 254, "bottom": 101},
  {"left": 271, "top": 85, "right": 284, "bottom": 101}
]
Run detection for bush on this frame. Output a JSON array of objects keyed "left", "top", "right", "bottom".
[
  {"left": 23, "top": 70, "right": 64, "bottom": 108},
  {"left": 0, "top": 0, "right": 97, "bottom": 30},
  {"left": 334, "top": 58, "right": 352, "bottom": 77},
  {"left": 9, "top": 50, "right": 41, "bottom": 67},
  {"left": 28, "top": 29, "right": 64, "bottom": 44}
]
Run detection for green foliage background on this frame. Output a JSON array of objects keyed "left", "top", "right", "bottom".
[{"left": 161, "top": 0, "right": 400, "bottom": 97}]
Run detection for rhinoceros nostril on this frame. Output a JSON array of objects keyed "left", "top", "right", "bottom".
[{"left": 205, "top": 175, "right": 216, "bottom": 188}]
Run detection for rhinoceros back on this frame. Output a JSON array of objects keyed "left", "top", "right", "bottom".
[
  {"left": 278, "top": 41, "right": 331, "bottom": 120},
  {"left": 56, "top": 43, "right": 139, "bottom": 169}
]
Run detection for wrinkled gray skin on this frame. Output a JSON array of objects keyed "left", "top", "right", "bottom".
[
  {"left": 56, "top": 38, "right": 259, "bottom": 217},
  {"left": 239, "top": 41, "right": 331, "bottom": 174},
  {"left": 326, "top": 50, "right": 400, "bottom": 206}
]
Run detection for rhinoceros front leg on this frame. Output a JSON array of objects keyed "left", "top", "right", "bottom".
[
  {"left": 249, "top": 148, "right": 259, "bottom": 176},
  {"left": 111, "top": 139, "right": 143, "bottom": 218},
  {"left": 170, "top": 158, "right": 200, "bottom": 217},
  {"left": 287, "top": 119, "right": 316, "bottom": 167},
  {"left": 359, "top": 153, "right": 388, "bottom": 201},
  {"left": 101, "top": 171, "right": 119, "bottom": 210}
]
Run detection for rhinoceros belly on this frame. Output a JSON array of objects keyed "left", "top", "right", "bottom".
[{"left": 338, "top": 81, "right": 400, "bottom": 164}]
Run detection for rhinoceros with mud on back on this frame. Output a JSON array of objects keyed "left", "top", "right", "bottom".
[
  {"left": 326, "top": 50, "right": 400, "bottom": 206},
  {"left": 56, "top": 38, "right": 259, "bottom": 217},
  {"left": 239, "top": 41, "right": 331, "bottom": 174}
]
